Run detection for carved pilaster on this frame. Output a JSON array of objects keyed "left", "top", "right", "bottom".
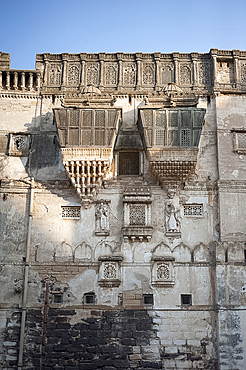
[
  {"left": 118, "top": 60, "right": 123, "bottom": 90},
  {"left": 136, "top": 57, "right": 142, "bottom": 89},
  {"left": 80, "top": 60, "right": 86, "bottom": 88},
  {"left": 99, "top": 59, "right": 105, "bottom": 88},
  {"left": 211, "top": 50, "right": 218, "bottom": 88},
  {"left": 173, "top": 54, "right": 179, "bottom": 85},
  {"left": 191, "top": 53, "right": 198, "bottom": 88},
  {"left": 43, "top": 54, "right": 49, "bottom": 86},
  {"left": 154, "top": 53, "right": 161, "bottom": 90},
  {"left": 61, "top": 54, "right": 68, "bottom": 89},
  {"left": 36, "top": 72, "right": 41, "bottom": 91}
]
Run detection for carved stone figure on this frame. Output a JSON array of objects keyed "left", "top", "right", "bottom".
[{"left": 95, "top": 202, "right": 109, "bottom": 235}]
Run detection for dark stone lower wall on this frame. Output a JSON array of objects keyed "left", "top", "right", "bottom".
[{"left": 1, "top": 307, "right": 218, "bottom": 369}]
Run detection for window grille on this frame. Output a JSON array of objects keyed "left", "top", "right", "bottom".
[
  {"left": 184, "top": 204, "right": 203, "bottom": 217},
  {"left": 129, "top": 204, "right": 146, "bottom": 225},
  {"left": 238, "top": 133, "right": 246, "bottom": 149},
  {"left": 155, "top": 130, "right": 165, "bottom": 146},
  {"left": 181, "top": 129, "right": 191, "bottom": 146},
  {"left": 61, "top": 206, "right": 81, "bottom": 219}
]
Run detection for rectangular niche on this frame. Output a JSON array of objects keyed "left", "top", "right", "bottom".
[
  {"left": 98, "top": 256, "right": 123, "bottom": 287},
  {"left": 151, "top": 257, "right": 175, "bottom": 287},
  {"left": 8, "top": 133, "right": 31, "bottom": 156},
  {"left": 232, "top": 128, "right": 246, "bottom": 154}
]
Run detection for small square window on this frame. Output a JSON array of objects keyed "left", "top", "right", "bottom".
[
  {"left": 84, "top": 293, "right": 95, "bottom": 305},
  {"left": 181, "top": 294, "right": 192, "bottom": 306},
  {"left": 52, "top": 293, "right": 63, "bottom": 304},
  {"left": 143, "top": 294, "right": 153, "bottom": 305}
]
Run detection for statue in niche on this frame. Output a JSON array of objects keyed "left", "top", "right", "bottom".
[
  {"left": 95, "top": 202, "right": 109, "bottom": 235},
  {"left": 165, "top": 203, "right": 181, "bottom": 235}
]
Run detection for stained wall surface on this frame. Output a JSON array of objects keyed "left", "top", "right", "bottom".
[{"left": 0, "top": 49, "right": 246, "bottom": 370}]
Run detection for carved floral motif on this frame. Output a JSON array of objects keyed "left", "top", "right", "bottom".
[
  {"left": 103, "top": 262, "right": 117, "bottom": 279},
  {"left": 157, "top": 263, "right": 169, "bottom": 280}
]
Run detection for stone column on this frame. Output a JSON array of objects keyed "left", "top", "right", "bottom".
[
  {"left": 13, "top": 72, "right": 18, "bottom": 90},
  {"left": 43, "top": 54, "right": 49, "bottom": 86},
  {"left": 0, "top": 71, "right": 2, "bottom": 89},
  {"left": 233, "top": 50, "right": 240, "bottom": 87},
  {"left": 61, "top": 54, "right": 68, "bottom": 89},
  {"left": 80, "top": 58, "right": 86, "bottom": 88},
  {"left": 28, "top": 73, "right": 33, "bottom": 91},
  {"left": 136, "top": 53, "right": 142, "bottom": 90},
  {"left": 117, "top": 54, "right": 123, "bottom": 91},
  {"left": 21, "top": 72, "right": 25, "bottom": 90},
  {"left": 211, "top": 49, "right": 218, "bottom": 88},
  {"left": 99, "top": 60, "right": 105, "bottom": 88},
  {"left": 173, "top": 53, "right": 179, "bottom": 85},
  {"left": 191, "top": 53, "right": 198, "bottom": 88},
  {"left": 6, "top": 72, "right": 10, "bottom": 90},
  {"left": 154, "top": 52, "right": 161, "bottom": 90},
  {"left": 36, "top": 72, "right": 41, "bottom": 91}
]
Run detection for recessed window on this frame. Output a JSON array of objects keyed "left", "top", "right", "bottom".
[
  {"left": 84, "top": 292, "right": 95, "bottom": 305},
  {"left": 119, "top": 152, "right": 139, "bottom": 175},
  {"left": 181, "top": 294, "right": 192, "bottom": 306},
  {"left": 143, "top": 294, "right": 153, "bottom": 305},
  {"left": 52, "top": 293, "right": 63, "bottom": 304}
]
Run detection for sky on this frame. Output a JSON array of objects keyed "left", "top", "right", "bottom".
[{"left": 1, "top": 0, "right": 246, "bottom": 70}]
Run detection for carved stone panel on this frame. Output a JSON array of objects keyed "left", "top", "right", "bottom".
[
  {"left": 98, "top": 256, "right": 122, "bottom": 287},
  {"left": 217, "top": 61, "right": 234, "bottom": 84},
  {"left": 67, "top": 64, "right": 80, "bottom": 86},
  {"left": 143, "top": 64, "right": 154, "bottom": 85},
  {"left": 49, "top": 64, "right": 61, "bottom": 86},
  {"left": 105, "top": 63, "right": 118, "bottom": 85},
  {"left": 151, "top": 258, "right": 175, "bottom": 287},
  {"left": 180, "top": 64, "right": 191, "bottom": 85},
  {"left": 240, "top": 62, "right": 246, "bottom": 83},
  {"left": 198, "top": 63, "right": 211, "bottom": 85},
  {"left": 86, "top": 64, "right": 99, "bottom": 85},
  {"left": 123, "top": 64, "right": 136, "bottom": 85},
  {"left": 161, "top": 64, "right": 174, "bottom": 84}
]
